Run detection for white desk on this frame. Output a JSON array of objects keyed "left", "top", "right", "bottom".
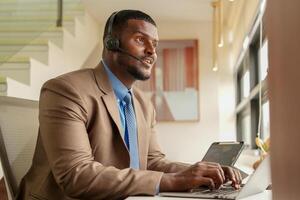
[
  {"left": 126, "top": 190, "right": 271, "bottom": 200},
  {"left": 127, "top": 150, "right": 270, "bottom": 200}
]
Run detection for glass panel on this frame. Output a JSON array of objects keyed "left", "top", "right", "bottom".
[
  {"left": 241, "top": 114, "right": 252, "bottom": 147},
  {"left": 259, "top": 40, "right": 269, "bottom": 81},
  {"left": 0, "top": 0, "right": 83, "bottom": 84},
  {"left": 262, "top": 100, "right": 270, "bottom": 139},
  {"left": 241, "top": 70, "right": 250, "bottom": 99}
]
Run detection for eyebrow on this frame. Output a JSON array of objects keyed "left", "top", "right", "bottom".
[{"left": 134, "top": 30, "right": 159, "bottom": 42}]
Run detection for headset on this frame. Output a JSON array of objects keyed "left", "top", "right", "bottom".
[{"left": 104, "top": 11, "right": 120, "bottom": 51}]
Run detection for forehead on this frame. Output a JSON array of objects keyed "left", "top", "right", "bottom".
[{"left": 122, "top": 19, "right": 159, "bottom": 41}]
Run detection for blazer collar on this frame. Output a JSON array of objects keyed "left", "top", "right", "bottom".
[
  {"left": 93, "top": 62, "right": 148, "bottom": 169},
  {"left": 93, "top": 63, "right": 124, "bottom": 141},
  {"left": 93, "top": 62, "right": 113, "bottom": 95}
]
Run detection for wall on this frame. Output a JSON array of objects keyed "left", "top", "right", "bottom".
[{"left": 156, "top": 21, "right": 222, "bottom": 163}]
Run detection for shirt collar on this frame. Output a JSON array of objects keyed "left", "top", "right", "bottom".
[{"left": 102, "top": 60, "right": 131, "bottom": 101}]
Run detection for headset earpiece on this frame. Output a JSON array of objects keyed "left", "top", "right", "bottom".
[
  {"left": 104, "top": 35, "right": 120, "bottom": 51},
  {"left": 104, "top": 11, "right": 120, "bottom": 51}
]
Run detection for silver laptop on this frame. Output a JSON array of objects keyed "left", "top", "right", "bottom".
[{"left": 160, "top": 155, "right": 271, "bottom": 199}]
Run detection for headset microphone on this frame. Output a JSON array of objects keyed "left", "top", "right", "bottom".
[{"left": 117, "top": 47, "right": 147, "bottom": 65}]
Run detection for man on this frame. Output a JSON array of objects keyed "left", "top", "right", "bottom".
[{"left": 17, "top": 10, "right": 241, "bottom": 200}]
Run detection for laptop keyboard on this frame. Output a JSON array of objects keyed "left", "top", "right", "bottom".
[{"left": 190, "top": 184, "right": 243, "bottom": 199}]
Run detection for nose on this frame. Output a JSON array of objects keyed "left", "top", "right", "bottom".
[{"left": 145, "top": 42, "right": 156, "bottom": 56}]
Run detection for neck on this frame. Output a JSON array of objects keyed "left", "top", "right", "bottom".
[{"left": 102, "top": 57, "right": 135, "bottom": 89}]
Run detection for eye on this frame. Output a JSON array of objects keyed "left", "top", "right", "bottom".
[
  {"left": 153, "top": 41, "right": 158, "bottom": 48},
  {"left": 135, "top": 36, "right": 145, "bottom": 44}
]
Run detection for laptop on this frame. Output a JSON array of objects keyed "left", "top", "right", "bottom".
[
  {"left": 202, "top": 141, "right": 248, "bottom": 179},
  {"left": 160, "top": 155, "right": 271, "bottom": 199}
]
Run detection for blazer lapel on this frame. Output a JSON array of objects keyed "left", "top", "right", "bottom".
[
  {"left": 132, "top": 92, "right": 147, "bottom": 170},
  {"left": 93, "top": 63, "right": 124, "bottom": 143}
]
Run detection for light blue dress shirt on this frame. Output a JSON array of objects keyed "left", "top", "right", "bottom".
[{"left": 103, "top": 60, "right": 130, "bottom": 140}]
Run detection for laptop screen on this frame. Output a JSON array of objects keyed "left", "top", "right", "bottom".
[{"left": 202, "top": 142, "right": 244, "bottom": 166}]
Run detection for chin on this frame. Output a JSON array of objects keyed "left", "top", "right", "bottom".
[
  {"left": 128, "top": 67, "right": 152, "bottom": 81},
  {"left": 131, "top": 72, "right": 151, "bottom": 81},
  {"left": 135, "top": 73, "right": 151, "bottom": 81}
]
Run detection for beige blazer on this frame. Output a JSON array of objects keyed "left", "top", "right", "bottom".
[{"left": 17, "top": 63, "right": 185, "bottom": 200}]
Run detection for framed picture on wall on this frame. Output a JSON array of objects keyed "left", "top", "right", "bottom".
[{"left": 136, "top": 39, "right": 199, "bottom": 122}]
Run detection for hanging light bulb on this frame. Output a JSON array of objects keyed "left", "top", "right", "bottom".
[
  {"left": 213, "top": 66, "right": 219, "bottom": 72},
  {"left": 218, "top": 0, "right": 224, "bottom": 48},
  {"left": 211, "top": 1, "right": 219, "bottom": 71}
]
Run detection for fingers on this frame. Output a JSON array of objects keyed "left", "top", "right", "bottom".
[
  {"left": 198, "top": 177, "right": 215, "bottom": 190},
  {"left": 197, "top": 162, "right": 226, "bottom": 181},
  {"left": 233, "top": 169, "right": 242, "bottom": 187},
  {"left": 222, "top": 166, "right": 242, "bottom": 189},
  {"left": 193, "top": 162, "right": 225, "bottom": 189}
]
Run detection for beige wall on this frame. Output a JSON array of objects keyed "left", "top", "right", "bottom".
[{"left": 157, "top": 21, "right": 223, "bottom": 163}]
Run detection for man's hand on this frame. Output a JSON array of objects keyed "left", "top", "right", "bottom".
[
  {"left": 159, "top": 162, "right": 242, "bottom": 192},
  {"left": 221, "top": 166, "right": 242, "bottom": 189}
]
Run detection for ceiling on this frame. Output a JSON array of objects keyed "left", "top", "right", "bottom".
[{"left": 82, "top": 0, "right": 214, "bottom": 23}]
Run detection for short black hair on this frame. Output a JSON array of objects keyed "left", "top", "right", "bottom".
[{"left": 103, "top": 9, "right": 157, "bottom": 42}]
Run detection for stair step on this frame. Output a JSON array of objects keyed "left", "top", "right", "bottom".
[
  {"left": 0, "top": 48, "right": 48, "bottom": 64},
  {"left": 0, "top": 76, "right": 7, "bottom": 95},
  {"left": 0, "top": 25, "right": 62, "bottom": 32},
  {"left": 0, "top": 20, "right": 74, "bottom": 27},
  {"left": 0, "top": 55, "right": 30, "bottom": 63},
  {"left": 0, "top": 10, "right": 83, "bottom": 17},
  {"left": 0, "top": 23, "right": 75, "bottom": 32},
  {"left": 0, "top": 4, "right": 83, "bottom": 12},
  {"left": 0, "top": 31, "right": 62, "bottom": 38},
  {"left": 0, "top": 46, "right": 49, "bottom": 64},
  {"left": 0, "top": 62, "right": 30, "bottom": 84},
  {"left": 0, "top": 21, "right": 75, "bottom": 37},
  {"left": 0, "top": 1, "right": 82, "bottom": 7},
  {"left": 0, "top": 38, "right": 49, "bottom": 46},
  {"left": 0, "top": 0, "right": 81, "bottom": 3},
  {"left": 0, "top": 32, "right": 63, "bottom": 48},
  {"left": 0, "top": 15, "right": 74, "bottom": 21},
  {"left": 0, "top": 45, "right": 48, "bottom": 52},
  {"left": 0, "top": 76, "right": 6, "bottom": 83}
]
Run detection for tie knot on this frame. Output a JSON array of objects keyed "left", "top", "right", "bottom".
[{"left": 123, "top": 92, "right": 132, "bottom": 105}]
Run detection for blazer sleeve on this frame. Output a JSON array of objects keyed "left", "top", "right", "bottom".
[
  {"left": 146, "top": 104, "right": 191, "bottom": 173},
  {"left": 39, "top": 78, "right": 163, "bottom": 200}
]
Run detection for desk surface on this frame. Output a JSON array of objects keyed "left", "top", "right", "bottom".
[
  {"left": 126, "top": 190, "right": 271, "bottom": 200},
  {"left": 127, "top": 150, "right": 268, "bottom": 200}
]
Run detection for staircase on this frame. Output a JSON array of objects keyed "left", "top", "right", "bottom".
[{"left": 0, "top": 0, "right": 100, "bottom": 100}]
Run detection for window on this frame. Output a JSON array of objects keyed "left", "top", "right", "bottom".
[
  {"left": 261, "top": 100, "right": 270, "bottom": 140},
  {"left": 235, "top": 13, "right": 269, "bottom": 149},
  {"left": 241, "top": 70, "right": 250, "bottom": 99},
  {"left": 259, "top": 40, "right": 269, "bottom": 81}
]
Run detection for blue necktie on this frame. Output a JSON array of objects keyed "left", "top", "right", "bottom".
[{"left": 123, "top": 91, "right": 140, "bottom": 169}]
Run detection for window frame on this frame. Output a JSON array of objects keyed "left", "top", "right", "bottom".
[{"left": 235, "top": 10, "right": 269, "bottom": 149}]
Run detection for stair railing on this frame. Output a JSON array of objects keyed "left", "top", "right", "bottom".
[{"left": 56, "top": 0, "right": 63, "bottom": 27}]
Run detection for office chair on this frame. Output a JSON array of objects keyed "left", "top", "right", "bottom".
[
  {"left": 0, "top": 98, "right": 39, "bottom": 199},
  {"left": 0, "top": 127, "right": 17, "bottom": 198}
]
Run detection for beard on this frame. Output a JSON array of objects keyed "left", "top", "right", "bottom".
[
  {"left": 117, "top": 54, "right": 153, "bottom": 81},
  {"left": 127, "top": 63, "right": 151, "bottom": 81}
]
